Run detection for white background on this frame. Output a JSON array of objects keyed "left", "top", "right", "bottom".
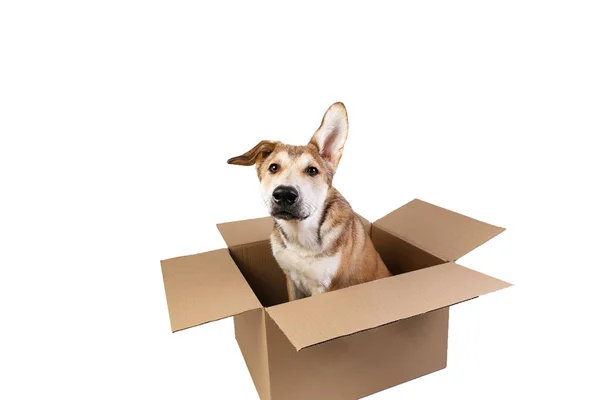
[{"left": 1, "top": 1, "right": 599, "bottom": 399}]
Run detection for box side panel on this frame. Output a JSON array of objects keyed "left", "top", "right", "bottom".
[
  {"left": 266, "top": 308, "right": 449, "bottom": 400},
  {"left": 234, "top": 309, "right": 271, "bottom": 400},
  {"left": 229, "top": 241, "right": 288, "bottom": 308},
  {"left": 371, "top": 225, "right": 445, "bottom": 275}
]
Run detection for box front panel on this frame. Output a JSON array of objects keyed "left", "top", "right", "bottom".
[{"left": 266, "top": 307, "right": 450, "bottom": 400}]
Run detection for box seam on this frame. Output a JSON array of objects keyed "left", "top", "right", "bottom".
[{"left": 263, "top": 309, "right": 273, "bottom": 400}]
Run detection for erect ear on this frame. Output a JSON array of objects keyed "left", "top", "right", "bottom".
[
  {"left": 227, "top": 140, "right": 277, "bottom": 166},
  {"left": 309, "top": 102, "right": 348, "bottom": 172}
]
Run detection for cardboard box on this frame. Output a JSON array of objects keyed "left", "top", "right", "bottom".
[{"left": 161, "top": 199, "right": 511, "bottom": 399}]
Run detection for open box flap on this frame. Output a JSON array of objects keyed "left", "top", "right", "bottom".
[
  {"left": 266, "top": 262, "right": 511, "bottom": 351},
  {"left": 374, "top": 199, "right": 505, "bottom": 262},
  {"left": 161, "top": 249, "right": 262, "bottom": 332},
  {"left": 217, "top": 216, "right": 273, "bottom": 247}
]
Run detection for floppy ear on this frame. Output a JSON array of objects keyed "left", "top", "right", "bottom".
[
  {"left": 309, "top": 102, "right": 348, "bottom": 172},
  {"left": 227, "top": 140, "right": 277, "bottom": 166}
]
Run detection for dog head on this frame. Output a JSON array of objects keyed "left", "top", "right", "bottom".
[{"left": 227, "top": 102, "right": 349, "bottom": 221}]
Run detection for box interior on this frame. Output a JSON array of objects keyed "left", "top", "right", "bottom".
[{"left": 227, "top": 224, "right": 446, "bottom": 308}]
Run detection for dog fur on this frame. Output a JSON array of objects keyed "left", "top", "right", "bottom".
[{"left": 227, "top": 102, "right": 391, "bottom": 300}]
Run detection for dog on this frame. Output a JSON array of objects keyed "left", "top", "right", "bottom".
[{"left": 227, "top": 102, "right": 391, "bottom": 301}]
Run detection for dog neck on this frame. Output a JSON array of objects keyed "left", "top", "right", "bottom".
[
  {"left": 275, "top": 208, "right": 323, "bottom": 253},
  {"left": 274, "top": 187, "right": 345, "bottom": 254}
]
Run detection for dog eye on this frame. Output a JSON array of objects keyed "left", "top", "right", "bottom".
[
  {"left": 306, "top": 166, "right": 318, "bottom": 176},
  {"left": 269, "top": 163, "right": 279, "bottom": 173}
]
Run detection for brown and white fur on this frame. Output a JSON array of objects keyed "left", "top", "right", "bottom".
[{"left": 227, "top": 102, "right": 391, "bottom": 300}]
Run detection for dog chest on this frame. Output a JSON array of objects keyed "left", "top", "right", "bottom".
[{"left": 273, "top": 247, "right": 341, "bottom": 295}]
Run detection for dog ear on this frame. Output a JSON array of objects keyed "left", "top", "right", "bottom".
[
  {"left": 227, "top": 140, "right": 277, "bottom": 166},
  {"left": 309, "top": 102, "right": 348, "bottom": 171}
]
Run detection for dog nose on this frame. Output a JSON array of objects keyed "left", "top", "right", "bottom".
[{"left": 273, "top": 186, "right": 299, "bottom": 205}]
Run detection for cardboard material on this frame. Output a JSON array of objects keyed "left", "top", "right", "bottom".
[
  {"left": 371, "top": 224, "right": 445, "bottom": 275},
  {"left": 265, "top": 308, "right": 450, "bottom": 400},
  {"left": 375, "top": 199, "right": 505, "bottom": 261},
  {"left": 161, "top": 249, "right": 261, "bottom": 332},
  {"left": 217, "top": 216, "right": 273, "bottom": 247},
  {"left": 266, "top": 262, "right": 510, "bottom": 351},
  {"left": 160, "top": 199, "right": 511, "bottom": 399},
  {"left": 234, "top": 309, "right": 271, "bottom": 399},
  {"left": 229, "top": 241, "right": 288, "bottom": 307}
]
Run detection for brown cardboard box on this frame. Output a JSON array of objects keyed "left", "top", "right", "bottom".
[{"left": 161, "top": 199, "right": 511, "bottom": 399}]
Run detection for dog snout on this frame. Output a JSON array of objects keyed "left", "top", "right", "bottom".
[{"left": 273, "top": 186, "right": 299, "bottom": 205}]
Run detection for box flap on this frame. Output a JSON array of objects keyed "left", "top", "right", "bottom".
[
  {"left": 161, "top": 249, "right": 262, "bottom": 332},
  {"left": 374, "top": 199, "right": 505, "bottom": 261},
  {"left": 266, "top": 262, "right": 511, "bottom": 351},
  {"left": 217, "top": 216, "right": 273, "bottom": 247}
]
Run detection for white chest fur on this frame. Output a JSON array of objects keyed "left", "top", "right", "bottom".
[
  {"left": 272, "top": 245, "right": 341, "bottom": 296},
  {"left": 270, "top": 214, "right": 343, "bottom": 297}
]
